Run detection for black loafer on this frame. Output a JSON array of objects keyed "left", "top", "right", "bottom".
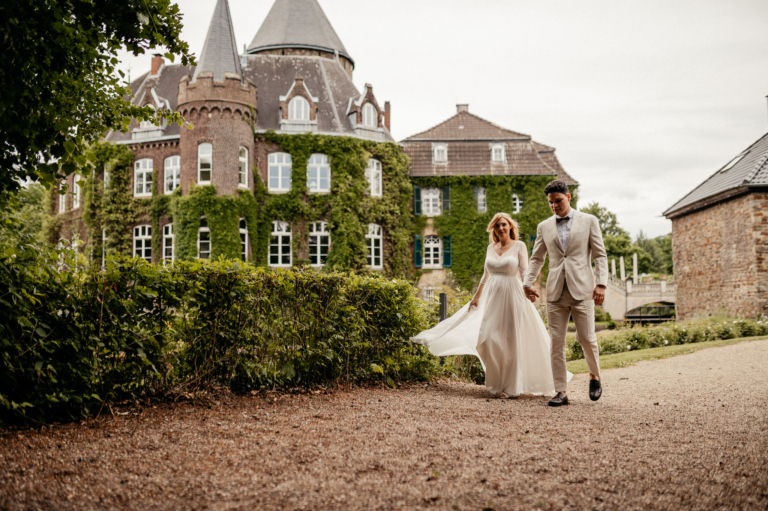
[
  {"left": 548, "top": 392, "right": 569, "bottom": 407},
  {"left": 589, "top": 379, "right": 602, "bottom": 401}
]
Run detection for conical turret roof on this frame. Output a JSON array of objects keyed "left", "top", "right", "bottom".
[
  {"left": 246, "top": 0, "right": 353, "bottom": 65},
  {"left": 192, "top": 0, "right": 242, "bottom": 82}
]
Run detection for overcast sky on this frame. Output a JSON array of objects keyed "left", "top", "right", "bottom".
[{"left": 118, "top": 0, "right": 768, "bottom": 238}]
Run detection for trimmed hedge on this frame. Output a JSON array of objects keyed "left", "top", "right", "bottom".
[{"left": 0, "top": 237, "right": 436, "bottom": 425}]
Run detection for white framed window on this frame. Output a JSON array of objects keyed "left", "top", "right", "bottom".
[
  {"left": 268, "top": 152, "right": 292, "bottom": 192},
  {"left": 58, "top": 181, "right": 66, "bottom": 213},
  {"left": 198, "top": 143, "right": 212, "bottom": 184},
  {"left": 133, "top": 225, "right": 152, "bottom": 262},
  {"left": 423, "top": 235, "right": 442, "bottom": 269},
  {"left": 366, "top": 223, "right": 383, "bottom": 269},
  {"left": 513, "top": 194, "right": 523, "bottom": 214},
  {"left": 365, "top": 158, "right": 382, "bottom": 197},
  {"left": 101, "top": 228, "right": 107, "bottom": 268},
  {"left": 198, "top": 217, "right": 211, "bottom": 259},
  {"left": 134, "top": 159, "right": 153, "bottom": 197},
  {"left": 72, "top": 174, "right": 81, "bottom": 209},
  {"left": 239, "top": 218, "right": 248, "bottom": 261},
  {"left": 103, "top": 165, "right": 111, "bottom": 191},
  {"left": 163, "top": 223, "right": 174, "bottom": 262},
  {"left": 289, "top": 96, "right": 310, "bottom": 121},
  {"left": 307, "top": 153, "right": 330, "bottom": 193},
  {"left": 362, "top": 103, "right": 377, "bottom": 127},
  {"left": 491, "top": 144, "right": 506, "bottom": 162},
  {"left": 308, "top": 221, "right": 330, "bottom": 267},
  {"left": 422, "top": 187, "right": 441, "bottom": 216},
  {"left": 238, "top": 147, "right": 248, "bottom": 188},
  {"left": 269, "top": 221, "right": 292, "bottom": 267},
  {"left": 139, "top": 105, "right": 156, "bottom": 129},
  {"left": 474, "top": 186, "right": 487, "bottom": 213},
  {"left": 164, "top": 156, "right": 180, "bottom": 194},
  {"left": 423, "top": 287, "right": 435, "bottom": 302},
  {"left": 433, "top": 144, "right": 447, "bottom": 163}
]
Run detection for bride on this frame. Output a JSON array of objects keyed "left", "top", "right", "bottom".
[{"left": 411, "top": 213, "right": 569, "bottom": 397}]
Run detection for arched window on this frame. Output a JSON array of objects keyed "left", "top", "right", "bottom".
[
  {"left": 139, "top": 105, "right": 156, "bottom": 129},
  {"left": 362, "top": 103, "right": 377, "bottom": 127},
  {"left": 423, "top": 235, "right": 442, "bottom": 269},
  {"left": 133, "top": 225, "right": 152, "bottom": 262},
  {"left": 268, "top": 152, "right": 292, "bottom": 192},
  {"left": 513, "top": 194, "right": 523, "bottom": 214},
  {"left": 365, "top": 158, "right": 382, "bottom": 197},
  {"left": 58, "top": 181, "right": 66, "bottom": 213},
  {"left": 238, "top": 147, "right": 248, "bottom": 188},
  {"left": 308, "top": 221, "right": 330, "bottom": 267},
  {"left": 198, "top": 217, "right": 211, "bottom": 259},
  {"left": 366, "top": 223, "right": 383, "bottom": 269},
  {"left": 307, "top": 153, "right": 330, "bottom": 193},
  {"left": 163, "top": 223, "right": 174, "bottom": 262},
  {"left": 164, "top": 156, "right": 180, "bottom": 194},
  {"left": 134, "top": 158, "right": 153, "bottom": 197},
  {"left": 239, "top": 218, "right": 248, "bottom": 261},
  {"left": 289, "top": 96, "right": 310, "bottom": 121},
  {"left": 198, "top": 143, "right": 212, "bottom": 184},
  {"left": 269, "top": 221, "right": 292, "bottom": 267},
  {"left": 73, "top": 174, "right": 81, "bottom": 209}
]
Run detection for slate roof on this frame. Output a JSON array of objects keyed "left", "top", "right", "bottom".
[
  {"left": 664, "top": 131, "right": 768, "bottom": 218},
  {"left": 247, "top": 0, "right": 353, "bottom": 65},
  {"left": 192, "top": 0, "right": 242, "bottom": 82},
  {"left": 401, "top": 110, "right": 575, "bottom": 183}
]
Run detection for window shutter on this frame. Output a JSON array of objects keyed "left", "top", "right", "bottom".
[
  {"left": 442, "top": 235, "right": 452, "bottom": 267},
  {"left": 528, "top": 234, "right": 537, "bottom": 256},
  {"left": 414, "top": 235, "right": 422, "bottom": 268},
  {"left": 414, "top": 185, "right": 422, "bottom": 216},
  {"left": 442, "top": 185, "right": 450, "bottom": 213}
]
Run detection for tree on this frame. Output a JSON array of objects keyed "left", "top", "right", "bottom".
[
  {"left": 7, "top": 183, "right": 48, "bottom": 240},
  {"left": 0, "top": 0, "right": 195, "bottom": 202},
  {"left": 580, "top": 202, "right": 627, "bottom": 237}
]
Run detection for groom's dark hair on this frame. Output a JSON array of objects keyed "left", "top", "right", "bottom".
[{"left": 544, "top": 180, "right": 569, "bottom": 196}]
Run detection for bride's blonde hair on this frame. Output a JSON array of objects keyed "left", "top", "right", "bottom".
[{"left": 487, "top": 212, "right": 519, "bottom": 244}]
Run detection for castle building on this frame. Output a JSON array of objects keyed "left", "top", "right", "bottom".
[
  {"left": 664, "top": 131, "right": 768, "bottom": 319},
  {"left": 53, "top": 0, "right": 411, "bottom": 276},
  {"left": 401, "top": 105, "right": 576, "bottom": 296}
]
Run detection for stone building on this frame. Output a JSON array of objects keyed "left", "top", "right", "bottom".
[
  {"left": 664, "top": 131, "right": 768, "bottom": 319},
  {"left": 53, "top": 0, "right": 413, "bottom": 276},
  {"left": 401, "top": 105, "right": 576, "bottom": 296}
]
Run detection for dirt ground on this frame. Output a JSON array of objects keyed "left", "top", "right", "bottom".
[{"left": 1, "top": 339, "right": 767, "bottom": 511}]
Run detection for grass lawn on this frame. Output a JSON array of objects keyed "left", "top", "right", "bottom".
[{"left": 566, "top": 335, "right": 768, "bottom": 374}]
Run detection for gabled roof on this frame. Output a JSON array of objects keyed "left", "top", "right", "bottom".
[
  {"left": 664, "top": 132, "right": 768, "bottom": 218},
  {"left": 246, "top": 0, "right": 353, "bottom": 65},
  {"left": 192, "top": 0, "right": 242, "bottom": 83},
  {"left": 402, "top": 111, "right": 530, "bottom": 141}
]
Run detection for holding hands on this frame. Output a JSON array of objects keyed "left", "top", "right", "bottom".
[{"left": 524, "top": 287, "right": 539, "bottom": 303}]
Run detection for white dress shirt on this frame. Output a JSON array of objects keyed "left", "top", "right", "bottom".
[{"left": 556, "top": 208, "right": 575, "bottom": 251}]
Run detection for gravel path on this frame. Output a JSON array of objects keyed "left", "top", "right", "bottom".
[{"left": 2, "top": 340, "right": 768, "bottom": 510}]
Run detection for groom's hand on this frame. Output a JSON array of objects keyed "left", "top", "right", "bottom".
[
  {"left": 524, "top": 287, "right": 539, "bottom": 303},
  {"left": 593, "top": 285, "right": 606, "bottom": 306}
]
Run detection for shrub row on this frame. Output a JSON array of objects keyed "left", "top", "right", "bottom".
[{"left": 0, "top": 238, "right": 436, "bottom": 425}]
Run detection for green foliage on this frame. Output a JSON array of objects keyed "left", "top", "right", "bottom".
[
  {"left": 580, "top": 201, "right": 626, "bottom": 236},
  {"left": 413, "top": 175, "right": 570, "bottom": 291},
  {"left": 636, "top": 231, "right": 673, "bottom": 275},
  {"left": 4, "top": 183, "right": 48, "bottom": 240},
  {"left": 0, "top": 0, "right": 195, "bottom": 202}
]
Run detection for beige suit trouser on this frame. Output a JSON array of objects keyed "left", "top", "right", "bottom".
[{"left": 546, "top": 284, "right": 601, "bottom": 393}]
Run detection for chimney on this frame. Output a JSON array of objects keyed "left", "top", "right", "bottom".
[
  {"left": 384, "top": 101, "right": 391, "bottom": 131},
  {"left": 151, "top": 54, "right": 163, "bottom": 76},
  {"left": 457, "top": 104, "right": 469, "bottom": 113}
]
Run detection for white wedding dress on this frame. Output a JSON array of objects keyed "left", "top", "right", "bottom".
[{"left": 411, "top": 240, "right": 570, "bottom": 396}]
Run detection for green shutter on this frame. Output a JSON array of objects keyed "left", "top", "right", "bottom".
[
  {"left": 442, "top": 235, "right": 452, "bottom": 267},
  {"left": 414, "top": 235, "right": 422, "bottom": 268},
  {"left": 442, "top": 185, "right": 450, "bottom": 213},
  {"left": 528, "top": 234, "right": 537, "bottom": 256},
  {"left": 414, "top": 185, "right": 422, "bottom": 216}
]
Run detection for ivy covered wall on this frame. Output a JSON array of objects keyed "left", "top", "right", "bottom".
[{"left": 412, "top": 175, "right": 579, "bottom": 291}]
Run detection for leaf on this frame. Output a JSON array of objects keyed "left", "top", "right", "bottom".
[
  {"left": 35, "top": 361, "right": 43, "bottom": 372},
  {"left": 386, "top": 376, "right": 397, "bottom": 388},
  {"left": 370, "top": 363, "right": 384, "bottom": 374},
  {"left": 281, "top": 362, "right": 295, "bottom": 380}
]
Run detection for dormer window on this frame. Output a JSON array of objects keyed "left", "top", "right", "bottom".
[
  {"left": 289, "top": 96, "right": 310, "bottom": 121},
  {"left": 491, "top": 144, "right": 506, "bottom": 162},
  {"left": 433, "top": 144, "right": 448, "bottom": 163},
  {"left": 362, "top": 103, "right": 377, "bottom": 127},
  {"left": 139, "top": 105, "right": 156, "bottom": 129}
]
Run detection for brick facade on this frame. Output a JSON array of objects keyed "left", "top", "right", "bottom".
[{"left": 671, "top": 192, "right": 768, "bottom": 319}]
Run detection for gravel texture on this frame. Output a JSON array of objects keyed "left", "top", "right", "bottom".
[{"left": 1, "top": 340, "right": 767, "bottom": 510}]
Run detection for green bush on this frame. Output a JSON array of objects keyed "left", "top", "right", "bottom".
[{"left": 0, "top": 235, "right": 435, "bottom": 425}]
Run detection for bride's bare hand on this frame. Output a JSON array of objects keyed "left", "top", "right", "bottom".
[{"left": 469, "top": 296, "right": 480, "bottom": 309}]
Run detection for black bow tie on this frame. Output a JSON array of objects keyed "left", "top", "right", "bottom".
[{"left": 556, "top": 216, "right": 569, "bottom": 223}]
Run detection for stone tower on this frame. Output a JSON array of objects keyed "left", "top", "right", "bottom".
[{"left": 177, "top": 0, "right": 257, "bottom": 196}]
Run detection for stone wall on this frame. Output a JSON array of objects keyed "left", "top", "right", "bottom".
[{"left": 672, "top": 192, "right": 767, "bottom": 319}]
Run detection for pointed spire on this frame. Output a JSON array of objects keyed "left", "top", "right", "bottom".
[{"left": 192, "top": 0, "right": 242, "bottom": 83}]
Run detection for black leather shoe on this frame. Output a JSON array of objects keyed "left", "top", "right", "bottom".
[
  {"left": 589, "top": 379, "right": 602, "bottom": 401},
  {"left": 548, "top": 392, "right": 569, "bottom": 407}
]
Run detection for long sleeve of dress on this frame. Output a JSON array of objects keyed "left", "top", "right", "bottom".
[
  {"left": 517, "top": 240, "right": 529, "bottom": 281},
  {"left": 479, "top": 245, "right": 491, "bottom": 285}
]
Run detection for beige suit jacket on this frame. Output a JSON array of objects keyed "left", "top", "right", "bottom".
[{"left": 523, "top": 211, "right": 608, "bottom": 302}]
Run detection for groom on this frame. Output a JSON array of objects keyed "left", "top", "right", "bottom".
[{"left": 523, "top": 180, "right": 608, "bottom": 407}]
